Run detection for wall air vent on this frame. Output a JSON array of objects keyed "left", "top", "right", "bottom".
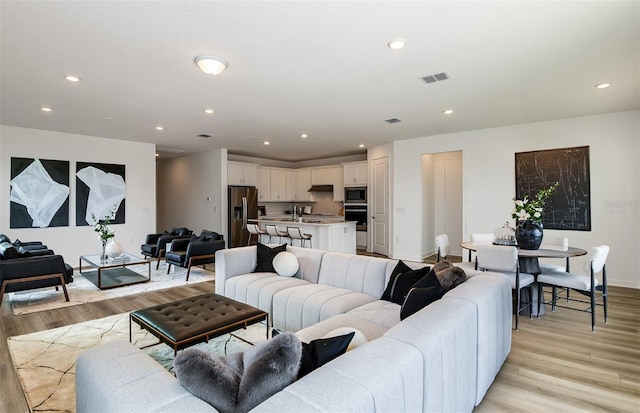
[
  {"left": 421, "top": 72, "right": 451, "bottom": 84},
  {"left": 156, "top": 146, "right": 185, "bottom": 153},
  {"left": 197, "top": 134, "right": 212, "bottom": 138},
  {"left": 384, "top": 118, "right": 403, "bottom": 124}
]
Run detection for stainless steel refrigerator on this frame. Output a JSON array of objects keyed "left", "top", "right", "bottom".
[{"left": 228, "top": 186, "right": 258, "bottom": 248}]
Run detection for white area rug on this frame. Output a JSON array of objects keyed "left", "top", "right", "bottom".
[
  {"left": 7, "top": 313, "right": 268, "bottom": 413},
  {"left": 8, "top": 264, "right": 216, "bottom": 315}
]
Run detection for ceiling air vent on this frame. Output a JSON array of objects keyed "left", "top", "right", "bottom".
[
  {"left": 156, "top": 146, "right": 185, "bottom": 154},
  {"left": 384, "top": 118, "right": 403, "bottom": 124},
  {"left": 421, "top": 72, "right": 451, "bottom": 84},
  {"left": 197, "top": 134, "right": 212, "bottom": 138}
]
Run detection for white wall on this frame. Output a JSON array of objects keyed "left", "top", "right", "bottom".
[
  {"left": 0, "top": 125, "right": 156, "bottom": 265},
  {"left": 389, "top": 110, "right": 640, "bottom": 288},
  {"left": 156, "top": 149, "right": 227, "bottom": 240}
]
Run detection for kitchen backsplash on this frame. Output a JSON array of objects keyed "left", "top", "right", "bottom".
[{"left": 260, "top": 193, "right": 343, "bottom": 216}]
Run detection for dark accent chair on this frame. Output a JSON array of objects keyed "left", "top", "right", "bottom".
[
  {"left": 0, "top": 240, "right": 73, "bottom": 305},
  {"left": 140, "top": 228, "right": 193, "bottom": 269},
  {"left": 165, "top": 231, "right": 225, "bottom": 280}
]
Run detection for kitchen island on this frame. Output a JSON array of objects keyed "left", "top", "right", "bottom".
[{"left": 252, "top": 218, "right": 356, "bottom": 254}]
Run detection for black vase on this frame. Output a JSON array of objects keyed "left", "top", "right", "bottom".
[{"left": 515, "top": 220, "right": 543, "bottom": 250}]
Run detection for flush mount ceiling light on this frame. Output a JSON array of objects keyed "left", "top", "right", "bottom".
[
  {"left": 387, "top": 39, "right": 406, "bottom": 50},
  {"left": 595, "top": 83, "right": 611, "bottom": 89},
  {"left": 194, "top": 55, "right": 228, "bottom": 75}
]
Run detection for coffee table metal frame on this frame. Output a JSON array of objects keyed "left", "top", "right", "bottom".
[{"left": 79, "top": 252, "right": 151, "bottom": 290}]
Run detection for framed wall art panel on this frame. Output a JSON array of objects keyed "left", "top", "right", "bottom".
[{"left": 75, "top": 162, "right": 126, "bottom": 226}]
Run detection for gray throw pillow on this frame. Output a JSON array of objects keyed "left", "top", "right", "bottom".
[{"left": 174, "top": 332, "right": 302, "bottom": 413}]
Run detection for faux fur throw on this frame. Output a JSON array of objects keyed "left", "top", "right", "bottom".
[{"left": 174, "top": 332, "right": 302, "bottom": 413}]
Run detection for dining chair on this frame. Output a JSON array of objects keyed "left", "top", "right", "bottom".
[
  {"left": 476, "top": 244, "right": 535, "bottom": 330},
  {"left": 435, "top": 234, "right": 477, "bottom": 272},
  {"left": 265, "top": 224, "right": 289, "bottom": 244},
  {"left": 536, "top": 245, "right": 609, "bottom": 331},
  {"left": 538, "top": 236, "right": 570, "bottom": 272},
  {"left": 287, "top": 227, "right": 312, "bottom": 248},
  {"left": 246, "top": 223, "right": 267, "bottom": 246},
  {"left": 466, "top": 233, "right": 495, "bottom": 262}
]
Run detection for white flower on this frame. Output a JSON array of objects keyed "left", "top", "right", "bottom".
[{"left": 516, "top": 210, "right": 530, "bottom": 219}]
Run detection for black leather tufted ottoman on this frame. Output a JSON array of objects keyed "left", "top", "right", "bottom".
[{"left": 129, "top": 293, "right": 268, "bottom": 354}]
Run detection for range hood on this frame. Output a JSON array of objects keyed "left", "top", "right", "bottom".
[{"left": 308, "top": 185, "right": 333, "bottom": 192}]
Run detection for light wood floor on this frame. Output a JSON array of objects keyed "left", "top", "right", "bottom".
[{"left": 1, "top": 277, "right": 638, "bottom": 412}]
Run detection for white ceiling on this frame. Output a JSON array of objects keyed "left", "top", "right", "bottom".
[{"left": 1, "top": 1, "right": 638, "bottom": 161}]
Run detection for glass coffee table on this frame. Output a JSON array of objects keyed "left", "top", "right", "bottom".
[{"left": 79, "top": 253, "right": 151, "bottom": 290}]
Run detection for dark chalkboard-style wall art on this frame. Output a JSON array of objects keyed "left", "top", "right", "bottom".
[
  {"left": 76, "top": 162, "right": 126, "bottom": 226},
  {"left": 10, "top": 157, "right": 70, "bottom": 228},
  {"left": 515, "top": 146, "right": 591, "bottom": 231}
]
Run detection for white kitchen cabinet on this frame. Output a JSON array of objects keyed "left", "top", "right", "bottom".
[
  {"left": 294, "top": 169, "right": 312, "bottom": 201},
  {"left": 270, "top": 168, "right": 287, "bottom": 201},
  {"left": 332, "top": 166, "right": 344, "bottom": 202},
  {"left": 228, "top": 161, "right": 258, "bottom": 186},
  {"left": 257, "top": 167, "right": 271, "bottom": 202},
  {"left": 343, "top": 161, "right": 368, "bottom": 186},
  {"left": 311, "top": 167, "right": 333, "bottom": 185}
]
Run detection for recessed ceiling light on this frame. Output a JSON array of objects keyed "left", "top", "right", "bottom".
[
  {"left": 264, "top": 141, "right": 270, "bottom": 145},
  {"left": 204, "top": 109, "right": 214, "bottom": 114},
  {"left": 41, "top": 107, "right": 53, "bottom": 112},
  {"left": 301, "top": 134, "right": 308, "bottom": 138},
  {"left": 387, "top": 39, "right": 406, "bottom": 50},
  {"left": 155, "top": 153, "right": 160, "bottom": 157},
  {"left": 65, "top": 75, "right": 80, "bottom": 82},
  {"left": 155, "top": 125, "right": 164, "bottom": 131},
  {"left": 595, "top": 83, "right": 611, "bottom": 89},
  {"left": 443, "top": 109, "right": 454, "bottom": 115},
  {"left": 359, "top": 144, "right": 365, "bottom": 148}
]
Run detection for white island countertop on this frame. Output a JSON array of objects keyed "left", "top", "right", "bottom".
[{"left": 250, "top": 218, "right": 356, "bottom": 253}]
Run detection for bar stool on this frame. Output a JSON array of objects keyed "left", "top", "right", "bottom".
[
  {"left": 287, "top": 227, "right": 312, "bottom": 248},
  {"left": 246, "top": 223, "right": 267, "bottom": 245},
  {"left": 265, "top": 224, "right": 289, "bottom": 244}
]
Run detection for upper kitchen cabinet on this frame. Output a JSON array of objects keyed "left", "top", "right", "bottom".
[
  {"left": 270, "top": 168, "right": 289, "bottom": 201},
  {"left": 342, "top": 161, "right": 367, "bottom": 186},
  {"left": 228, "top": 161, "right": 258, "bottom": 186},
  {"left": 294, "top": 169, "right": 312, "bottom": 201},
  {"left": 311, "top": 167, "right": 334, "bottom": 185},
  {"left": 257, "top": 166, "right": 271, "bottom": 202},
  {"left": 332, "top": 166, "right": 344, "bottom": 202}
]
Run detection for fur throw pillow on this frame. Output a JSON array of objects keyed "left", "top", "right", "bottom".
[{"left": 174, "top": 332, "right": 302, "bottom": 413}]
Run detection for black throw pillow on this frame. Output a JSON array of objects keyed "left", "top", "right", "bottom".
[
  {"left": 400, "top": 270, "right": 445, "bottom": 320},
  {"left": 381, "top": 260, "right": 413, "bottom": 301},
  {"left": 383, "top": 265, "right": 431, "bottom": 305},
  {"left": 0, "top": 234, "right": 11, "bottom": 244},
  {"left": 0, "top": 241, "right": 19, "bottom": 260},
  {"left": 298, "top": 332, "right": 355, "bottom": 379},
  {"left": 17, "top": 246, "right": 33, "bottom": 258},
  {"left": 253, "top": 243, "right": 287, "bottom": 273}
]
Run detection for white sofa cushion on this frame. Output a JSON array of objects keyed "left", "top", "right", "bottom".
[
  {"left": 272, "top": 284, "right": 378, "bottom": 332},
  {"left": 317, "top": 252, "right": 396, "bottom": 297},
  {"left": 346, "top": 300, "right": 401, "bottom": 329},
  {"left": 224, "top": 273, "right": 310, "bottom": 321},
  {"left": 384, "top": 297, "right": 478, "bottom": 413},
  {"left": 256, "top": 336, "right": 424, "bottom": 413},
  {"left": 443, "top": 271, "right": 512, "bottom": 406},
  {"left": 294, "top": 313, "right": 389, "bottom": 343}
]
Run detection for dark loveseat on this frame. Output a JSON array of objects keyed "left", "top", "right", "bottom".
[
  {"left": 0, "top": 236, "right": 73, "bottom": 304},
  {"left": 165, "top": 230, "right": 225, "bottom": 280},
  {"left": 141, "top": 227, "right": 193, "bottom": 269}
]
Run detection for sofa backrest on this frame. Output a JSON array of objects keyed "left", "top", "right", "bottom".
[
  {"left": 285, "top": 246, "right": 326, "bottom": 283},
  {"left": 317, "top": 252, "right": 399, "bottom": 297}
]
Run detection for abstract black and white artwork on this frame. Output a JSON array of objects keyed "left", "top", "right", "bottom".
[
  {"left": 10, "top": 157, "right": 70, "bottom": 228},
  {"left": 75, "top": 162, "right": 126, "bottom": 226},
  {"left": 515, "top": 146, "right": 591, "bottom": 231}
]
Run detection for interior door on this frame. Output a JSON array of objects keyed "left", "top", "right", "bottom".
[
  {"left": 371, "top": 156, "right": 389, "bottom": 256},
  {"left": 434, "top": 152, "right": 463, "bottom": 256}
]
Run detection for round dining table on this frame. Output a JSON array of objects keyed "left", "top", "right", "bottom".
[{"left": 460, "top": 241, "right": 587, "bottom": 316}]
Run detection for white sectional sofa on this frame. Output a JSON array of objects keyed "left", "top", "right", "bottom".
[{"left": 76, "top": 245, "right": 512, "bottom": 413}]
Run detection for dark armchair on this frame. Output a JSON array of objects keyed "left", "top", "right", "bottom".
[
  {"left": 165, "top": 230, "right": 225, "bottom": 280},
  {"left": 140, "top": 228, "right": 193, "bottom": 269}
]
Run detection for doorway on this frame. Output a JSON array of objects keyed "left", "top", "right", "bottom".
[{"left": 422, "top": 151, "right": 463, "bottom": 258}]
